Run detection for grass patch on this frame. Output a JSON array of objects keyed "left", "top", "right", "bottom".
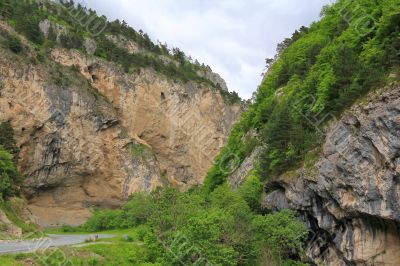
[
  {"left": 0, "top": 199, "right": 37, "bottom": 234},
  {"left": 130, "top": 142, "right": 150, "bottom": 158},
  {"left": 0, "top": 255, "right": 24, "bottom": 266},
  {"left": 79, "top": 242, "right": 148, "bottom": 266}
]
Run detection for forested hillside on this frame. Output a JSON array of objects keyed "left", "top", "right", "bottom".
[{"left": 205, "top": 0, "right": 400, "bottom": 190}]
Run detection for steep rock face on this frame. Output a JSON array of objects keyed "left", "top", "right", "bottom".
[
  {"left": 50, "top": 48, "right": 241, "bottom": 188},
  {"left": 261, "top": 85, "right": 400, "bottom": 265},
  {"left": 0, "top": 26, "right": 241, "bottom": 226}
]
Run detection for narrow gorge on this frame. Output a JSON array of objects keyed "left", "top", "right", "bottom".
[{"left": 0, "top": 0, "right": 399, "bottom": 265}]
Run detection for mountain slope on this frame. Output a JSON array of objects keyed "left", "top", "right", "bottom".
[
  {"left": 206, "top": 0, "right": 399, "bottom": 191},
  {"left": 264, "top": 84, "right": 400, "bottom": 264},
  {"left": 0, "top": 0, "right": 242, "bottom": 226},
  {"left": 205, "top": 0, "right": 400, "bottom": 265}
]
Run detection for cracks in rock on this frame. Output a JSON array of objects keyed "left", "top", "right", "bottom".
[
  {"left": 30, "top": 162, "right": 71, "bottom": 180},
  {"left": 363, "top": 135, "right": 386, "bottom": 170}
]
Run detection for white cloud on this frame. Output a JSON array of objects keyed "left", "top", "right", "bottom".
[{"left": 84, "top": 0, "right": 332, "bottom": 99}]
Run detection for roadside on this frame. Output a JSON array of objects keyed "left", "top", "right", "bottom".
[
  {"left": 0, "top": 228, "right": 145, "bottom": 265},
  {"left": 0, "top": 234, "right": 115, "bottom": 254}
]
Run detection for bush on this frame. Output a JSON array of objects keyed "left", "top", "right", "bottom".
[
  {"left": 7, "top": 35, "right": 22, "bottom": 53},
  {"left": 81, "top": 186, "right": 309, "bottom": 265},
  {"left": 59, "top": 32, "right": 84, "bottom": 50},
  {"left": 0, "top": 146, "right": 20, "bottom": 199},
  {"left": 238, "top": 174, "right": 263, "bottom": 212},
  {"left": 15, "top": 16, "right": 44, "bottom": 45},
  {"left": 253, "top": 210, "right": 308, "bottom": 264},
  {"left": 61, "top": 225, "right": 78, "bottom": 232},
  {"left": 122, "top": 192, "right": 153, "bottom": 227},
  {"left": 0, "top": 122, "right": 19, "bottom": 157},
  {"left": 80, "top": 209, "right": 124, "bottom": 232}
]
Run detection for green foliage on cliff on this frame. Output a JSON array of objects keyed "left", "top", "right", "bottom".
[
  {"left": 0, "top": 147, "right": 19, "bottom": 199},
  {"left": 0, "top": 0, "right": 241, "bottom": 102},
  {"left": 0, "top": 0, "right": 44, "bottom": 45},
  {"left": 238, "top": 173, "right": 264, "bottom": 212},
  {"left": 205, "top": 0, "right": 400, "bottom": 189},
  {"left": 0, "top": 199, "right": 37, "bottom": 234},
  {"left": 6, "top": 35, "right": 22, "bottom": 54},
  {"left": 80, "top": 186, "right": 307, "bottom": 265},
  {"left": 0, "top": 122, "right": 19, "bottom": 158},
  {"left": 0, "top": 122, "right": 21, "bottom": 199},
  {"left": 93, "top": 36, "right": 215, "bottom": 87}
]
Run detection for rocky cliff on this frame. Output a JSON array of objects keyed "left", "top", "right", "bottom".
[
  {"left": 261, "top": 84, "right": 400, "bottom": 265},
  {"left": 0, "top": 22, "right": 241, "bottom": 226}
]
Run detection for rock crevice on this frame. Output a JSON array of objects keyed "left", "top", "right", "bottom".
[{"left": 261, "top": 85, "right": 400, "bottom": 265}]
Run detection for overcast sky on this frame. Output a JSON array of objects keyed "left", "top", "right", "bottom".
[{"left": 83, "top": 0, "right": 333, "bottom": 99}]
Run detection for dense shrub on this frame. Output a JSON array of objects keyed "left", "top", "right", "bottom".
[
  {"left": 81, "top": 209, "right": 125, "bottom": 232},
  {"left": 81, "top": 186, "right": 307, "bottom": 265},
  {"left": 0, "top": 146, "right": 20, "bottom": 199},
  {"left": 253, "top": 209, "right": 308, "bottom": 264},
  {"left": 238, "top": 174, "right": 264, "bottom": 212},
  {"left": 0, "top": 122, "right": 19, "bottom": 157},
  {"left": 0, "top": 122, "right": 22, "bottom": 199},
  {"left": 59, "top": 31, "right": 84, "bottom": 50},
  {"left": 7, "top": 35, "right": 22, "bottom": 53}
]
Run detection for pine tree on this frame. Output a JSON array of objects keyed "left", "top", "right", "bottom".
[{"left": 0, "top": 122, "right": 19, "bottom": 160}]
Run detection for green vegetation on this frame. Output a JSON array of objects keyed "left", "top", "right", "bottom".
[
  {"left": 6, "top": 34, "right": 22, "bottom": 54},
  {"left": 220, "top": 89, "right": 242, "bottom": 105},
  {"left": 0, "top": 199, "right": 37, "bottom": 234},
  {"left": 94, "top": 35, "right": 215, "bottom": 86},
  {"left": 0, "top": 122, "right": 19, "bottom": 158},
  {"left": 0, "top": 255, "right": 23, "bottom": 266},
  {"left": 0, "top": 123, "right": 36, "bottom": 236},
  {"left": 237, "top": 173, "right": 264, "bottom": 212},
  {"left": 0, "top": 122, "right": 22, "bottom": 199},
  {"left": 1, "top": 0, "right": 398, "bottom": 265},
  {"left": 0, "top": 0, "right": 242, "bottom": 104},
  {"left": 130, "top": 142, "right": 151, "bottom": 158},
  {"left": 70, "top": 184, "right": 307, "bottom": 265},
  {"left": 1, "top": 184, "right": 305, "bottom": 265},
  {"left": 205, "top": 0, "right": 400, "bottom": 190}
]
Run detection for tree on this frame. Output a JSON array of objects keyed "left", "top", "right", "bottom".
[
  {"left": 0, "top": 122, "right": 19, "bottom": 158},
  {"left": 172, "top": 47, "right": 185, "bottom": 64},
  {"left": 238, "top": 174, "right": 263, "bottom": 212},
  {"left": 265, "top": 57, "right": 275, "bottom": 70},
  {"left": 253, "top": 210, "right": 308, "bottom": 264},
  {"left": 15, "top": 15, "right": 44, "bottom": 45},
  {"left": 7, "top": 35, "right": 23, "bottom": 54},
  {"left": 59, "top": 31, "right": 84, "bottom": 49},
  {"left": 0, "top": 146, "right": 20, "bottom": 199}
]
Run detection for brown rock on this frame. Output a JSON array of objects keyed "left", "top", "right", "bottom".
[{"left": 0, "top": 25, "right": 241, "bottom": 226}]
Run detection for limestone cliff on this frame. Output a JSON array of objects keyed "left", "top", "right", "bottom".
[
  {"left": 0, "top": 23, "right": 241, "bottom": 226},
  {"left": 260, "top": 84, "right": 400, "bottom": 265}
]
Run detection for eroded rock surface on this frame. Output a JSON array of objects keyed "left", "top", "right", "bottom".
[
  {"left": 0, "top": 24, "right": 241, "bottom": 226},
  {"left": 261, "top": 85, "right": 400, "bottom": 265}
]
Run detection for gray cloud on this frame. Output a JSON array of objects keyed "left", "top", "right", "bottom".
[{"left": 84, "top": 0, "right": 332, "bottom": 99}]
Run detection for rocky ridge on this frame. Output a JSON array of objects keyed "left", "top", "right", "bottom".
[
  {"left": 260, "top": 84, "right": 400, "bottom": 265},
  {"left": 225, "top": 84, "right": 400, "bottom": 265},
  {"left": 0, "top": 21, "right": 241, "bottom": 226}
]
